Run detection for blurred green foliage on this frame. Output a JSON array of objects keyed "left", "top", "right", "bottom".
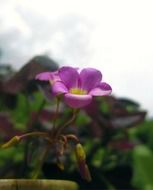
[
  {"left": 0, "top": 61, "right": 153, "bottom": 189},
  {"left": 132, "top": 145, "right": 153, "bottom": 190}
]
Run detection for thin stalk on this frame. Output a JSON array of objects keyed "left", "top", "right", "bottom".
[
  {"left": 55, "top": 109, "right": 79, "bottom": 137},
  {"left": 101, "top": 175, "right": 116, "bottom": 190},
  {"left": 32, "top": 144, "right": 51, "bottom": 179},
  {"left": 19, "top": 132, "right": 49, "bottom": 140},
  {"left": 22, "top": 99, "right": 46, "bottom": 177},
  {"left": 66, "top": 134, "right": 80, "bottom": 143},
  {"left": 20, "top": 131, "right": 52, "bottom": 146},
  {"left": 28, "top": 99, "right": 46, "bottom": 129},
  {"left": 52, "top": 97, "right": 60, "bottom": 130}
]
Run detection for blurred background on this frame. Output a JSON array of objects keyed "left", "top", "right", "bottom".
[
  {"left": 0, "top": 0, "right": 153, "bottom": 190},
  {"left": 0, "top": 0, "right": 152, "bottom": 117}
]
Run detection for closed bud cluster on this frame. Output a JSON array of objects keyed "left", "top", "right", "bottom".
[{"left": 75, "top": 143, "right": 92, "bottom": 182}]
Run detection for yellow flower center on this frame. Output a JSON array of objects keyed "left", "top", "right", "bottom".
[{"left": 69, "top": 88, "right": 87, "bottom": 95}]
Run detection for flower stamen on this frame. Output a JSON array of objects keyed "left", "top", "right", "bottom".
[{"left": 69, "top": 88, "right": 87, "bottom": 95}]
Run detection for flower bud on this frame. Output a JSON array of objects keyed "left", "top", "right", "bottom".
[
  {"left": 75, "top": 143, "right": 86, "bottom": 162},
  {"left": 1, "top": 136, "right": 20, "bottom": 148},
  {"left": 75, "top": 143, "right": 92, "bottom": 182}
]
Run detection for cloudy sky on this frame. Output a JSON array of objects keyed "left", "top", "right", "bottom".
[{"left": 0, "top": 0, "right": 153, "bottom": 117}]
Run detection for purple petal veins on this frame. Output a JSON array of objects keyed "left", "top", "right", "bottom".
[
  {"left": 89, "top": 82, "right": 112, "bottom": 96},
  {"left": 64, "top": 94, "right": 92, "bottom": 108},
  {"left": 79, "top": 68, "right": 102, "bottom": 91},
  {"left": 52, "top": 81, "right": 68, "bottom": 95},
  {"left": 35, "top": 72, "right": 54, "bottom": 81},
  {"left": 35, "top": 71, "right": 60, "bottom": 83},
  {"left": 59, "top": 67, "right": 79, "bottom": 89}
]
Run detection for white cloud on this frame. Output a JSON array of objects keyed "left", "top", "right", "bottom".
[{"left": 0, "top": 0, "right": 153, "bottom": 116}]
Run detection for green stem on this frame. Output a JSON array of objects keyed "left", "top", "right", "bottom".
[
  {"left": 19, "top": 132, "right": 49, "bottom": 141},
  {"left": 21, "top": 99, "right": 46, "bottom": 175},
  {"left": 55, "top": 109, "right": 79, "bottom": 137},
  {"left": 66, "top": 134, "right": 80, "bottom": 143},
  {"left": 28, "top": 99, "right": 46, "bottom": 129},
  {"left": 52, "top": 97, "right": 60, "bottom": 130},
  {"left": 101, "top": 175, "right": 116, "bottom": 190},
  {"left": 32, "top": 145, "right": 51, "bottom": 179}
]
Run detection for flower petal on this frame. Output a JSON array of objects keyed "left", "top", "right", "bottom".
[
  {"left": 89, "top": 82, "right": 112, "bottom": 96},
  {"left": 51, "top": 71, "right": 61, "bottom": 82},
  {"left": 35, "top": 72, "right": 54, "bottom": 81},
  {"left": 64, "top": 93, "right": 92, "bottom": 108},
  {"left": 59, "top": 67, "right": 79, "bottom": 89},
  {"left": 52, "top": 81, "right": 68, "bottom": 96},
  {"left": 79, "top": 68, "right": 102, "bottom": 91}
]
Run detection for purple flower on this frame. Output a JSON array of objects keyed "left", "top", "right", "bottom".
[
  {"left": 35, "top": 71, "right": 60, "bottom": 84},
  {"left": 36, "top": 67, "right": 112, "bottom": 108},
  {"left": 53, "top": 67, "right": 112, "bottom": 108}
]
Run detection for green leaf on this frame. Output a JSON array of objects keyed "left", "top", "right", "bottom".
[
  {"left": 100, "top": 100, "right": 110, "bottom": 114},
  {"left": 11, "top": 94, "right": 29, "bottom": 125},
  {"left": 75, "top": 111, "right": 91, "bottom": 127},
  {"left": 28, "top": 92, "right": 45, "bottom": 112},
  {"left": 92, "top": 148, "right": 105, "bottom": 167},
  {"left": 132, "top": 145, "right": 153, "bottom": 190}
]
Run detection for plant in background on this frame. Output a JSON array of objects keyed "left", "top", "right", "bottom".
[
  {"left": 1, "top": 66, "right": 112, "bottom": 182},
  {"left": 1, "top": 61, "right": 148, "bottom": 190}
]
